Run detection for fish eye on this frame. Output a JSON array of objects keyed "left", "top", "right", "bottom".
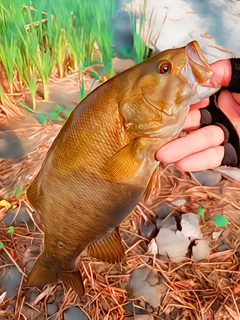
[{"left": 158, "top": 61, "right": 172, "bottom": 74}]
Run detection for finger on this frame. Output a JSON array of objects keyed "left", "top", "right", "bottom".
[
  {"left": 182, "top": 109, "right": 201, "bottom": 131},
  {"left": 156, "top": 125, "right": 225, "bottom": 163},
  {"left": 182, "top": 98, "right": 210, "bottom": 130},
  {"left": 210, "top": 60, "right": 232, "bottom": 86},
  {"left": 218, "top": 90, "right": 240, "bottom": 135},
  {"left": 190, "top": 98, "right": 209, "bottom": 110},
  {"left": 232, "top": 92, "right": 240, "bottom": 104},
  {"left": 175, "top": 146, "right": 224, "bottom": 171}
]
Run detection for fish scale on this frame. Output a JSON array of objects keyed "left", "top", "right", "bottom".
[{"left": 26, "top": 41, "right": 220, "bottom": 296}]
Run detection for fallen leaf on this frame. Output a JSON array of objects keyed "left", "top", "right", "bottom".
[
  {"left": 212, "top": 214, "right": 228, "bottom": 227},
  {"left": 200, "top": 33, "right": 212, "bottom": 39},
  {"left": 7, "top": 226, "right": 15, "bottom": 234},
  {"left": 197, "top": 204, "right": 205, "bottom": 221},
  {"left": 0, "top": 200, "right": 11, "bottom": 209},
  {"left": 38, "top": 113, "right": 47, "bottom": 125},
  {"left": 224, "top": 305, "right": 239, "bottom": 320}
]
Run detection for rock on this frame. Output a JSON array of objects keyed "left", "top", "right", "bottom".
[
  {"left": 153, "top": 202, "right": 172, "bottom": 219},
  {"left": 192, "top": 170, "right": 222, "bottom": 186},
  {"left": 129, "top": 267, "right": 167, "bottom": 308},
  {"left": 181, "top": 213, "right": 202, "bottom": 240},
  {"left": 25, "top": 288, "right": 39, "bottom": 304},
  {"left": 156, "top": 216, "right": 177, "bottom": 231},
  {"left": 2, "top": 209, "right": 14, "bottom": 226},
  {"left": 47, "top": 303, "right": 58, "bottom": 316},
  {"left": 64, "top": 307, "right": 89, "bottom": 320},
  {"left": 16, "top": 206, "right": 31, "bottom": 226},
  {"left": 217, "top": 243, "right": 229, "bottom": 252},
  {"left": 0, "top": 132, "right": 24, "bottom": 158},
  {"left": 0, "top": 266, "right": 22, "bottom": 299},
  {"left": 140, "top": 222, "right": 158, "bottom": 240},
  {"left": 156, "top": 228, "right": 190, "bottom": 263},
  {"left": 192, "top": 240, "right": 210, "bottom": 261}
]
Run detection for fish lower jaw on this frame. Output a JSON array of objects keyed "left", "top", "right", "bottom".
[{"left": 191, "top": 83, "right": 221, "bottom": 104}]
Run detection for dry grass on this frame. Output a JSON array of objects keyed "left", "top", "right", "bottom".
[
  {"left": 0, "top": 162, "right": 239, "bottom": 319},
  {"left": 0, "top": 62, "right": 239, "bottom": 319}
]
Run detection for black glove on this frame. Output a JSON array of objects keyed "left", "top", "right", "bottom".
[{"left": 200, "top": 58, "right": 240, "bottom": 167}]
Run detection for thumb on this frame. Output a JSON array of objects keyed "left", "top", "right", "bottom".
[{"left": 210, "top": 60, "right": 232, "bottom": 87}]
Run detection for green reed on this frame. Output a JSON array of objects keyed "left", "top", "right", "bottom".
[{"left": 0, "top": 0, "right": 147, "bottom": 110}]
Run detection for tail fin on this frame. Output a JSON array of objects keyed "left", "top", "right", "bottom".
[
  {"left": 27, "top": 252, "right": 58, "bottom": 289},
  {"left": 59, "top": 269, "right": 85, "bottom": 297},
  {"left": 27, "top": 251, "right": 85, "bottom": 296}
]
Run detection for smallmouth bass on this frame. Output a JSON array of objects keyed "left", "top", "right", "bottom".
[{"left": 26, "top": 41, "right": 220, "bottom": 296}]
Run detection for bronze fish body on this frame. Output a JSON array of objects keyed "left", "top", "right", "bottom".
[{"left": 26, "top": 41, "right": 220, "bottom": 296}]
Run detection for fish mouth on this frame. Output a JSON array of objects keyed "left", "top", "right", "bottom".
[{"left": 181, "top": 41, "right": 221, "bottom": 101}]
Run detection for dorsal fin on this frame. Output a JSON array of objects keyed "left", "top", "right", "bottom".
[
  {"left": 27, "top": 175, "right": 41, "bottom": 209},
  {"left": 88, "top": 228, "right": 125, "bottom": 264}
]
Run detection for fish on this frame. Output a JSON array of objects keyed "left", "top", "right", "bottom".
[{"left": 26, "top": 41, "right": 220, "bottom": 296}]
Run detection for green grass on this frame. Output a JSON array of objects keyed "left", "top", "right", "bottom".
[{"left": 0, "top": 0, "right": 148, "bottom": 111}]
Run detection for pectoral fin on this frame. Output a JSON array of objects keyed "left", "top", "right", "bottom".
[
  {"left": 27, "top": 252, "right": 58, "bottom": 289},
  {"left": 88, "top": 227, "right": 125, "bottom": 264},
  {"left": 105, "top": 139, "right": 143, "bottom": 180},
  {"left": 59, "top": 270, "right": 85, "bottom": 297}
]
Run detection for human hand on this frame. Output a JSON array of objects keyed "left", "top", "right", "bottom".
[{"left": 156, "top": 60, "right": 240, "bottom": 171}]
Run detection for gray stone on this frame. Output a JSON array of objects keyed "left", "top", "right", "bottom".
[{"left": 192, "top": 170, "right": 222, "bottom": 186}]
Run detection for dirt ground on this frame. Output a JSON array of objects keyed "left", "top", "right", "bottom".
[{"left": 0, "top": 69, "right": 239, "bottom": 320}]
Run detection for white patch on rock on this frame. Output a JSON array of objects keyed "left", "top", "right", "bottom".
[
  {"left": 181, "top": 213, "right": 203, "bottom": 240},
  {"left": 212, "top": 231, "right": 223, "bottom": 239},
  {"left": 171, "top": 199, "right": 186, "bottom": 206},
  {"left": 214, "top": 166, "right": 240, "bottom": 181},
  {"left": 156, "top": 228, "right": 190, "bottom": 263},
  {"left": 147, "top": 238, "right": 158, "bottom": 255},
  {"left": 192, "top": 239, "right": 210, "bottom": 261},
  {"left": 0, "top": 291, "right": 6, "bottom": 304}
]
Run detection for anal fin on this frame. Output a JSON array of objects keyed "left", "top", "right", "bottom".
[
  {"left": 88, "top": 227, "right": 125, "bottom": 264},
  {"left": 142, "top": 164, "right": 160, "bottom": 203},
  {"left": 59, "top": 269, "right": 85, "bottom": 297}
]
